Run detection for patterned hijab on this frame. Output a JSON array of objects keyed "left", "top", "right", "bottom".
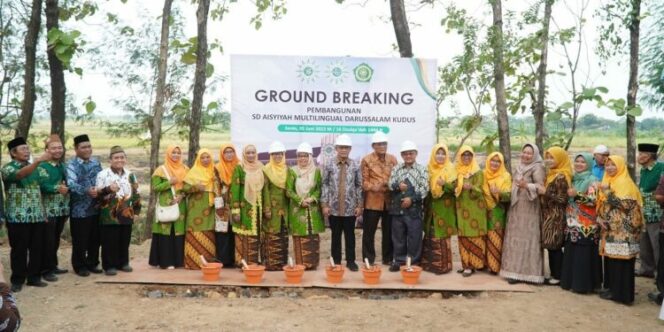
[
  {"left": 572, "top": 153, "right": 596, "bottom": 193},
  {"left": 153, "top": 145, "right": 188, "bottom": 190},
  {"left": 263, "top": 151, "right": 287, "bottom": 189},
  {"left": 294, "top": 154, "right": 316, "bottom": 198},
  {"left": 482, "top": 152, "right": 512, "bottom": 209},
  {"left": 545, "top": 146, "right": 573, "bottom": 187},
  {"left": 454, "top": 145, "right": 480, "bottom": 197},
  {"left": 511, "top": 143, "right": 543, "bottom": 207},
  {"left": 427, "top": 143, "right": 456, "bottom": 198},
  {"left": 215, "top": 143, "right": 239, "bottom": 185},
  {"left": 183, "top": 148, "right": 215, "bottom": 205},
  {"left": 598, "top": 155, "right": 643, "bottom": 208},
  {"left": 241, "top": 145, "right": 265, "bottom": 205}
]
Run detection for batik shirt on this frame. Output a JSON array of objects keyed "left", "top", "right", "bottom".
[
  {"left": 321, "top": 157, "right": 363, "bottom": 217},
  {"left": 640, "top": 162, "right": 664, "bottom": 224},
  {"left": 39, "top": 161, "right": 70, "bottom": 218},
  {"left": 388, "top": 162, "right": 429, "bottom": 217},
  {"left": 67, "top": 157, "right": 102, "bottom": 218},
  {"left": 1, "top": 160, "right": 47, "bottom": 223}
]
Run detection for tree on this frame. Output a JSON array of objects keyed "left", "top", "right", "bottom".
[
  {"left": 187, "top": 0, "right": 211, "bottom": 166},
  {"left": 389, "top": 0, "right": 412, "bottom": 58},
  {"left": 625, "top": 0, "right": 641, "bottom": 179},
  {"left": 533, "top": 0, "right": 553, "bottom": 154},
  {"left": 45, "top": 0, "right": 66, "bottom": 143},
  {"left": 16, "top": 0, "right": 42, "bottom": 139},
  {"left": 490, "top": 0, "right": 511, "bottom": 171}
]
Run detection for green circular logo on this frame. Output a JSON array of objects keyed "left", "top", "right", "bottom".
[{"left": 354, "top": 63, "right": 374, "bottom": 83}]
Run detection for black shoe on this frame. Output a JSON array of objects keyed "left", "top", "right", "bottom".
[
  {"left": 26, "top": 280, "right": 48, "bottom": 287},
  {"left": 89, "top": 266, "right": 103, "bottom": 274},
  {"left": 507, "top": 279, "right": 519, "bottom": 285},
  {"left": 10, "top": 284, "right": 22, "bottom": 293},
  {"left": 346, "top": 262, "right": 359, "bottom": 272},
  {"left": 43, "top": 273, "right": 58, "bottom": 282},
  {"left": 53, "top": 267, "right": 68, "bottom": 274},
  {"left": 389, "top": 263, "right": 401, "bottom": 272},
  {"left": 105, "top": 268, "right": 117, "bottom": 276},
  {"left": 648, "top": 292, "right": 664, "bottom": 305},
  {"left": 76, "top": 269, "right": 90, "bottom": 277},
  {"left": 599, "top": 290, "right": 613, "bottom": 301},
  {"left": 120, "top": 265, "right": 133, "bottom": 273},
  {"left": 635, "top": 271, "right": 655, "bottom": 278}
]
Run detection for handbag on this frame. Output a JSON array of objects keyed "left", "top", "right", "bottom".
[{"left": 156, "top": 166, "right": 181, "bottom": 223}]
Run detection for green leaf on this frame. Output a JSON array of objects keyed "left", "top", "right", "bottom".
[
  {"left": 74, "top": 67, "right": 83, "bottom": 76},
  {"left": 85, "top": 101, "right": 96, "bottom": 114},
  {"left": 205, "top": 63, "right": 214, "bottom": 77},
  {"left": 627, "top": 105, "right": 643, "bottom": 117},
  {"left": 596, "top": 86, "right": 609, "bottom": 93},
  {"left": 558, "top": 101, "right": 574, "bottom": 110},
  {"left": 546, "top": 111, "right": 562, "bottom": 121},
  {"left": 207, "top": 101, "right": 219, "bottom": 110},
  {"left": 181, "top": 52, "right": 197, "bottom": 65}
]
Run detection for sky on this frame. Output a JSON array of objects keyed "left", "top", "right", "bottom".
[{"left": 64, "top": 0, "right": 662, "bottom": 120}]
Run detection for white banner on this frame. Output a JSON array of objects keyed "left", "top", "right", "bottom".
[{"left": 231, "top": 54, "right": 437, "bottom": 163}]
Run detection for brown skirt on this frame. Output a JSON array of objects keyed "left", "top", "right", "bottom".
[
  {"left": 459, "top": 236, "right": 486, "bottom": 270},
  {"left": 421, "top": 236, "right": 453, "bottom": 274},
  {"left": 184, "top": 231, "right": 216, "bottom": 270},
  {"left": 486, "top": 229, "right": 504, "bottom": 273},
  {"left": 293, "top": 234, "right": 320, "bottom": 270},
  {"left": 261, "top": 232, "right": 289, "bottom": 271},
  {"left": 234, "top": 234, "right": 260, "bottom": 267}
]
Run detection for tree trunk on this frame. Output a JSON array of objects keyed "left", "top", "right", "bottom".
[
  {"left": 389, "top": 0, "right": 413, "bottom": 58},
  {"left": 534, "top": 0, "right": 554, "bottom": 155},
  {"left": 145, "top": 0, "right": 174, "bottom": 240},
  {"left": 187, "top": 0, "right": 210, "bottom": 166},
  {"left": 16, "top": 0, "right": 42, "bottom": 138},
  {"left": 45, "top": 0, "right": 66, "bottom": 143},
  {"left": 626, "top": 0, "right": 641, "bottom": 180},
  {"left": 490, "top": 0, "right": 512, "bottom": 172}
]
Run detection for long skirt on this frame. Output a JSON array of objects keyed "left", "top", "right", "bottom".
[
  {"left": 149, "top": 225, "right": 184, "bottom": 269},
  {"left": 604, "top": 257, "right": 636, "bottom": 304},
  {"left": 459, "top": 236, "right": 486, "bottom": 270},
  {"left": 560, "top": 239, "right": 602, "bottom": 293},
  {"left": 262, "top": 231, "right": 289, "bottom": 271},
  {"left": 184, "top": 230, "right": 216, "bottom": 270},
  {"left": 234, "top": 234, "right": 260, "bottom": 267},
  {"left": 421, "top": 236, "right": 453, "bottom": 274},
  {"left": 293, "top": 234, "right": 320, "bottom": 270},
  {"left": 486, "top": 230, "right": 504, "bottom": 274}
]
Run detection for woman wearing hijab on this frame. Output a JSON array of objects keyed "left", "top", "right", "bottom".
[
  {"left": 285, "top": 142, "right": 324, "bottom": 270},
  {"left": 182, "top": 148, "right": 218, "bottom": 269},
  {"left": 454, "top": 145, "right": 487, "bottom": 277},
  {"left": 561, "top": 153, "right": 601, "bottom": 293},
  {"left": 482, "top": 152, "right": 512, "bottom": 275},
  {"left": 597, "top": 155, "right": 643, "bottom": 304},
  {"left": 214, "top": 143, "right": 239, "bottom": 267},
  {"left": 422, "top": 143, "right": 457, "bottom": 275},
  {"left": 500, "top": 143, "right": 546, "bottom": 284},
  {"left": 231, "top": 144, "right": 265, "bottom": 266},
  {"left": 149, "top": 145, "right": 189, "bottom": 269},
  {"left": 541, "top": 146, "right": 573, "bottom": 285},
  {"left": 261, "top": 141, "right": 290, "bottom": 271}
]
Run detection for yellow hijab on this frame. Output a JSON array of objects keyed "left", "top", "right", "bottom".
[
  {"left": 153, "top": 145, "right": 189, "bottom": 191},
  {"left": 183, "top": 148, "right": 215, "bottom": 205},
  {"left": 263, "top": 151, "right": 287, "bottom": 189},
  {"left": 241, "top": 145, "right": 265, "bottom": 205},
  {"left": 598, "top": 155, "right": 643, "bottom": 208},
  {"left": 482, "top": 152, "right": 512, "bottom": 209},
  {"left": 454, "top": 145, "right": 480, "bottom": 197},
  {"left": 215, "top": 143, "right": 239, "bottom": 185},
  {"left": 427, "top": 143, "right": 456, "bottom": 198},
  {"left": 545, "top": 146, "right": 573, "bottom": 187}
]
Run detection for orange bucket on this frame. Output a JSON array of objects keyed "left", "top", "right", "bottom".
[
  {"left": 201, "top": 262, "right": 222, "bottom": 281},
  {"left": 283, "top": 264, "right": 305, "bottom": 284},
  {"left": 242, "top": 264, "right": 266, "bottom": 284},
  {"left": 400, "top": 265, "right": 423, "bottom": 285},
  {"left": 325, "top": 265, "right": 345, "bottom": 284},
  {"left": 361, "top": 266, "right": 382, "bottom": 285}
]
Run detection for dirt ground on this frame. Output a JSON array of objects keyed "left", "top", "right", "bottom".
[{"left": 2, "top": 230, "right": 663, "bottom": 332}]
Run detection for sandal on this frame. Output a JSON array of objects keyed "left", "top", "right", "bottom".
[{"left": 462, "top": 269, "right": 474, "bottom": 277}]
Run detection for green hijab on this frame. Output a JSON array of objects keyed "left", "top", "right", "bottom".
[{"left": 572, "top": 153, "right": 597, "bottom": 193}]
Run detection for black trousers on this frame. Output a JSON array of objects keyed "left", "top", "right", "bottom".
[
  {"left": 656, "top": 232, "right": 664, "bottom": 301},
  {"left": 43, "top": 216, "right": 68, "bottom": 274},
  {"left": 330, "top": 215, "right": 356, "bottom": 264},
  {"left": 7, "top": 222, "right": 45, "bottom": 285},
  {"left": 215, "top": 224, "right": 235, "bottom": 267},
  {"left": 548, "top": 249, "right": 564, "bottom": 280},
  {"left": 70, "top": 215, "right": 101, "bottom": 272},
  {"left": 101, "top": 224, "right": 132, "bottom": 270},
  {"left": 391, "top": 214, "right": 423, "bottom": 264},
  {"left": 605, "top": 257, "right": 636, "bottom": 304},
  {"left": 362, "top": 209, "right": 393, "bottom": 264}
]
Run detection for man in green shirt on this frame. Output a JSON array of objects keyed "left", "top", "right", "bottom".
[
  {"left": 38, "top": 135, "right": 70, "bottom": 281},
  {"left": 637, "top": 143, "right": 664, "bottom": 278},
  {"left": 1, "top": 137, "right": 51, "bottom": 292}
]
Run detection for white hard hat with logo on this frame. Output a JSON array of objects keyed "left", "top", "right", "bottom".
[
  {"left": 400, "top": 140, "right": 418, "bottom": 153},
  {"left": 269, "top": 141, "right": 286, "bottom": 153},
  {"left": 335, "top": 134, "right": 353, "bottom": 147},
  {"left": 371, "top": 130, "right": 388, "bottom": 144},
  {"left": 296, "top": 142, "right": 313, "bottom": 154}
]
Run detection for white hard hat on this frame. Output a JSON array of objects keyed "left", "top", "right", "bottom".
[
  {"left": 335, "top": 134, "right": 352, "bottom": 147},
  {"left": 296, "top": 142, "right": 313, "bottom": 154},
  {"left": 268, "top": 141, "right": 286, "bottom": 153},
  {"left": 593, "top": 145, "right": 609, "bottom": 154},
  {"left": 371, "top": 130, "right": 388, "bottom": 144},
  {"left": 400, "top": 140, "right": 418, "bottom": 153}
]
